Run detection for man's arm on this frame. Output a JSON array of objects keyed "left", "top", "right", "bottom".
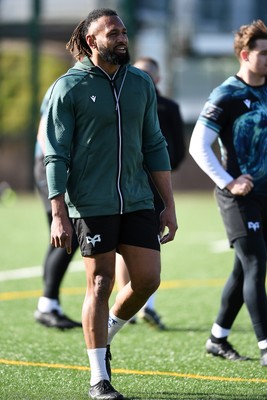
[
  {"left": 150, "top": 170, "right": 178, "bottom": 244},
  {"left": 189, "top": 122, "right": 254, "bottom": 195}
]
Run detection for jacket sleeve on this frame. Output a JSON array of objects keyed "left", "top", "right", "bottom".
[{"left": 44, "top": 80, "right": 75, "bottom": 199}]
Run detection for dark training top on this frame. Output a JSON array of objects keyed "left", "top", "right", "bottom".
[
  {"left": 156, "top": 89, "right": 185, "bottom": 170},
  {"left": 198, "top": 75, "right": 267, "bottom": 195}
]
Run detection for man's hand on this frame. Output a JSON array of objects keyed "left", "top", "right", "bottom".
[
  {"left": 226, "top": 174, "right": 254, "bottom": 196},
  {"left": 50, "top": 195, "right": 73, "bottom": 254},
  {"left": 149, "top": 171, "right": 178, "bottom": 244},
  {"left": 51, "top": 215, "right": 73, "bottom": 254},
  {"left": 159, "top": 206, "right": 178, "bottom": 244}
]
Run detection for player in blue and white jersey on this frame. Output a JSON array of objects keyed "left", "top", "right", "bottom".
[{"left": 190, "top": 19, "right": 267, "bottom": 366}]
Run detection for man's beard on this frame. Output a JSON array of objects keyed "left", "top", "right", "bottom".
[{"left": 98, "top": 45, "right": 130, "bottom": 65}]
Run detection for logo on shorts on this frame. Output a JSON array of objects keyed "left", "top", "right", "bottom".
[
  {"left": 86, "top": 234, "right": 101, "bottom": 247},
  {"left": 248, "top": 221, "right": 260, "bottom": 231}
]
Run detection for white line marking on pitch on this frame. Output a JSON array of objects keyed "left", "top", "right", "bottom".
[
  {"left": 0, "top": 239, "right": 229, "bottom": 283},
  {"left": 210, "top": 239, "right": 230, "bottom": 253},
  {"left": 0, "top": 260, "right": 84, "bottom": 282}
]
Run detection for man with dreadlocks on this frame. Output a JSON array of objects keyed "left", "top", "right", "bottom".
[{"left": 45, "top": 8, "right": 177, "bottom": 400}]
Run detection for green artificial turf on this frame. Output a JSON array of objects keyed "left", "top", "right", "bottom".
[{"left": 0, "top": 192, "right": 266, "bottom": 399}]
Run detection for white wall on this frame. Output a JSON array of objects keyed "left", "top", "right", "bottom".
[{"left": 0, "top": 0, "right": 100, "bottom": 22}]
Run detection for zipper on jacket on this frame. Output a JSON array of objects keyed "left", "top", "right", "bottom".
[
  {"left": 112, "top": 80, "right": 123, "bottom": 214},
  {"left": 97, "top": 66, "right": 127, "bottom": 214}
]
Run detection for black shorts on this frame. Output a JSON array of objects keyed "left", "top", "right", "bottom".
[
  {"left": 215, "top": 187, "right": 267, "bottom": 246},
  {"left": 72, "top": 209, "right": 160, "bottom": 256}
]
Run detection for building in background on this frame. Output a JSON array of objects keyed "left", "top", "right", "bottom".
[
  {"left": 170, "top": 0, "right": 267, "bottom": 122},
  {"left": 0, "top": 0, "right": 267, "bottom": 190},
  {"left": 1, "top": 0, "right": 267, "bottom": 122}
]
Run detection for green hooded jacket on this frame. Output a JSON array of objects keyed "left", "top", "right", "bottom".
[{"left": 45, "top": 57, "right": 171, "bottom": 218}]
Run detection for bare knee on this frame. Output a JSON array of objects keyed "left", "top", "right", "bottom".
[
  {"left": 87, "top": 274, "right": 114, "bottom": 304},
  {"left": 132, "top": 276, "right": 160, "bottom": 297}
]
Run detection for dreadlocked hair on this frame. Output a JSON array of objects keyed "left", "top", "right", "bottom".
[{"left": 66, "top": 8, "right": 118, "bottom": 60}]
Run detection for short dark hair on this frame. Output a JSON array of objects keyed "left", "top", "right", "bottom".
[
  {"left": 234, "top": 19, "right": 267, "bottom": 58},
  {"left": 66, "top": 8, "right": 118, "bottom": 60}
]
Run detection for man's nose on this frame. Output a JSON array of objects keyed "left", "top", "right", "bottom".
[{"left": 117, "top": 33, "right": 128, "bottom": 43}]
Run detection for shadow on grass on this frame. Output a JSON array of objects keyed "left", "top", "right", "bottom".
[
  {"left": 125, "top": 393, "right": 267, "bottom": 400},
  {"left": 163, "top": 325, "right": 252, "bottom": 334}
]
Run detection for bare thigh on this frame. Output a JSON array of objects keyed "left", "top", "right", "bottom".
[
  {"left": 83, "top": 250, "right": 116, "bottom": 293},
  {"left": 118, "top": 244, "right": 161, "bottom": 291}
]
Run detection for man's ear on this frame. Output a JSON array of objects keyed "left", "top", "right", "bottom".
[
  {"left": 240, "top": 49, "right": 249, "bottom": 62},
  {"left": 86, "top": 34, "right": 96, "bottom": 49}
]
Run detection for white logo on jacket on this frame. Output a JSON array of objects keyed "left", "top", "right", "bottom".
[
  {"left": 90, "top": 95, "right": 96, "bottom": 102},
  {"left": 86, "top": 234, "right": 101, "bottom": 246}
]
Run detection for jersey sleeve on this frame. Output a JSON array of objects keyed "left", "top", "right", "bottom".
[
  {"left": 189, "top": 122, "right": 233, "bottom": 189},
  {"left": 189, "top": 84, "right": 235, "bottom": 188}
]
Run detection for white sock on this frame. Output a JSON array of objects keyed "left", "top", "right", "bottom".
[
  {"left": 211, "top": 323, "right": 230, "bottom": 339},
  {"left": 143, "top": 293, "right": 156, "bottom": 310},
  {"left": 107, "top": 311, "right": 127, "bottom": 345},
  {"left": 37, "top": 297, "right": 63, "bottom": 315},
  {"left": 258, "top": 340, "right": 267, "bottom": 350},
  {"left": 87, "top": 348, "right": 109, "bottom": 386}
]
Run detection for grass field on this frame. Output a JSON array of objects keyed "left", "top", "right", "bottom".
[{"left": 0, "top": 192, "right": 267, "bottom": 400}]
